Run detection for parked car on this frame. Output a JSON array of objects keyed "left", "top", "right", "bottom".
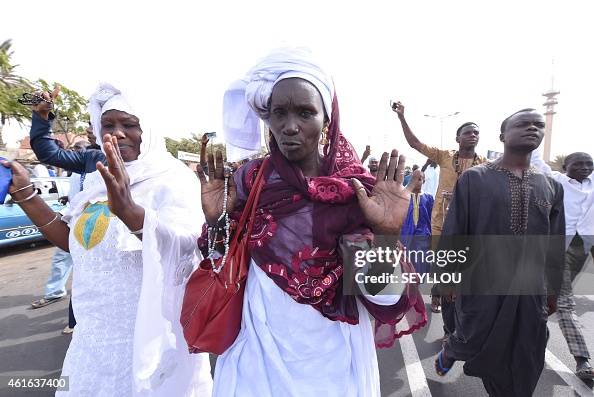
[{"left": 0, "top": 177, "right": 70, "bottom": 249}]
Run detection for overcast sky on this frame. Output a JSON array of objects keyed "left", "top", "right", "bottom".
[{"left": 2, "top": 0, "right": 592, "bottom": 165}]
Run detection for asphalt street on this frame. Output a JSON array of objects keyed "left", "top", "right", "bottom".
[{"left": 1, "top": 244, "right": 593, "bottom": 396}]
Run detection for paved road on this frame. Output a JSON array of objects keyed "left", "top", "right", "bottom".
[{"left": 1, "top": 244, "right": 593, "bottom": 396}]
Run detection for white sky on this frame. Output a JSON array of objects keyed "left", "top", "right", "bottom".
[{"left": 2, "top": 0, "right": 593, "bottom": 166}]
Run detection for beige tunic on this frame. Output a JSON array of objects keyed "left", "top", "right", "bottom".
[{"left": 416, "top": 143, "right": 487, "bottom": 235}]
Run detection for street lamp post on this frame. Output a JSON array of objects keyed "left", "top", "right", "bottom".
[{"left": 424, "top": 112, "right": 460, "bottom": 149}]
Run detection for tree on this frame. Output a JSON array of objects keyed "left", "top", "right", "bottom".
[
  {"left": 36, "top": 79, "right": 89, "bottom": 147},
  {"left": 165, "top": 133, "right": 227, "bottom": 160},
  {"left": 0, "top": 40, "right": 89, "bottom": 149},
  {"left": 0, "top": 39, "right": 34, "bottom": 148},
  {"left": 548, "top": 154, "right": 566, "bottom": 173}
]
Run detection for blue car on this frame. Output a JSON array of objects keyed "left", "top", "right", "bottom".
[{"left": 0, "top": 177, "right": 70, "bottom": 249}]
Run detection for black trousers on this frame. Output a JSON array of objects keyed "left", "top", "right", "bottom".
[{"left": 68, "top": 298, "right": 76, "bottom": 328}]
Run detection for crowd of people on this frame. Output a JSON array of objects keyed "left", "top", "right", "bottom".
[{"left": 0, "top": 47, "right": 592, "bottom": 397}]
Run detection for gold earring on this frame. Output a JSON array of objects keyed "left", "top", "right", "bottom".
[{"left": 320, "top": 126, "right": 329, "bottom": 145}]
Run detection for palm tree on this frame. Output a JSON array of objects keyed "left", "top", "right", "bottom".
[{"left": 0, "top": 39, "right": 33, "bottom": 149}]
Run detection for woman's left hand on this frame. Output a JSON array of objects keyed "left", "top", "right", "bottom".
[
  {"left": 352, "top": 149, "right": 420, "bottom": 235},
  {"left": 96, "top": 134, "right": 144, "bottom": 232}
]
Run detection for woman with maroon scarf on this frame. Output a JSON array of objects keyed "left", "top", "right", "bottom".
[{"left": 197, "top": 48, "right": 426, "bottom": 396}]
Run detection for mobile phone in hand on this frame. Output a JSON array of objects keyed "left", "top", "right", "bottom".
[{"left": 0, "top": 157, "right": 13, "bottom": 204}]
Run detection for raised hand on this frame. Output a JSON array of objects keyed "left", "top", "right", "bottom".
[
  {"left": 391, "top": 100, "right": 405, "bottom": 118},
  {"left": 30, "top": 84, "right": 61, "bottom": 120},
  {"left": 352, "top": 149, "right": 414, "bottom": 235},
  {"left": 96, "top": 134, "right": 144, "bottom": 231},
  {"left": 408, "top": 169, "right": 424, "bottom": 192},
  {"left": 361, "top": 145, "right": 371, "bottom": 163},
  {"left": 195, "top": 151, "right": 237, "bottom": 225}
]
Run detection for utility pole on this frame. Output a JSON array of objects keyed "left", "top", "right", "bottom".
[{"left": 424, "top": 112, "right": 460, "bottom": 149}]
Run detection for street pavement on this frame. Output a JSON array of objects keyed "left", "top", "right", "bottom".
[{"left": 1, "top": 244, "right": 593, "bottom": 396}]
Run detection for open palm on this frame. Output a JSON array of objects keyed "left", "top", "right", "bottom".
[
  {"left": 195, "top": 151, "right": 237, "bottom": 225},
  {"left": 353, "top": 150, "right": 420, "bottom": 235}
]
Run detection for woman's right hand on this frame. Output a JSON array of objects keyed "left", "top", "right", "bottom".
[
  {"left": 0, "top": 160, "right": 33, "bottom": 199},
  {"left": 195, "top": 151, "right": 237, "bottom": 225}
]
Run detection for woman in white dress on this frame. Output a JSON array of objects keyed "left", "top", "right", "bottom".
[
  {"left": 195, "top": 48, "right": 426, "bottom": 397},
  {"left": 2, "top": 83, "right": 212, "bottom": 396}
]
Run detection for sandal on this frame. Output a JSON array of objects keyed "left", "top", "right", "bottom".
[
  {"left": 576, "top": 365, "right": 594, "bottom": 381},
  {"left": 31, "top": 296, "right": 64, "bottom": 309},
  {"left": 435, "top": 350, "right": 454, "bottom": 376},
  {"left": 62, "top": 326, "right": 74, "bottom": 335},
  {"left": 430, "top": 296, "right": 441, "bottom": 313}
]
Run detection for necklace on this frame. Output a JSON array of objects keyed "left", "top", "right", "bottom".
[{"left": 453, "top": 151, "right": 480, "bottom": 177}]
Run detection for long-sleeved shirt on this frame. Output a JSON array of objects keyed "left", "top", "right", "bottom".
[
  {"left": 421, "top": 165, "right": 440, "bottom": 197},
  {"left": 415, "top": 143, "right": 487, "bottom": 234},
  {"left": 29, "top": 112, "right": 105, "bottom": 175},
  {"left": 531, "top": 148, "right": 593, "bottom": 247}
]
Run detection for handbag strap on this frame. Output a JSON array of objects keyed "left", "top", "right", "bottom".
[{"left": 231, "top": 158, "right": 269, "bottom": 246}]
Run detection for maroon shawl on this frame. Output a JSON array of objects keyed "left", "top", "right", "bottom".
[{"left": 203, "top": 94, "right": 426, "bottom": 347}]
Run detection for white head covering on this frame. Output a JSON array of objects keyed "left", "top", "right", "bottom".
[
  {"left": 65, "top": 82, "right": 175, "bottom": 229},
  {"left": 223, "top": 47, "right": 334, "bottom": 161},
  {"left": 87, "top": 82, "right": 166, "bottom": 159}
]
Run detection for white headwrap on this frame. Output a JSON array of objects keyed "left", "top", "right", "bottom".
[
  {"left": 87, "top": 82, "right": 167, "bottom": 161},
  {"left": 67, "top": 82, "right": 175, "bottom": 231},
  {"left": 63, "top": 83, "right": 212, "bottom": 395},
  {"left": 223, "top": 47, "right": 335, "bottom": 161}
]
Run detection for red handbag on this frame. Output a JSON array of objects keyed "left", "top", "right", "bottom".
[{"left": 181, "top": 159, "right": 268, "bottom": 355}]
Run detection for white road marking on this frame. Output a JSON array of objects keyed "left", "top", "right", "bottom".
[
  {"left": 399, "top": 317, "right": 433, "bottom": 397},
  {"left": 545, "top": 349, "right": 594, "bottom": 396}
]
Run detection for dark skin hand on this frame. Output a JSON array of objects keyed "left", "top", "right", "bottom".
[
  {"left": 361, "top": 145, "right": 371, "bottom": 163},
  {"left": 421, "top": 158, "right": 436, "bottom": 172},
  {"left": 96, "top": 134, "right": 145, "bottom": 235},
  {"left": 352, "top": 150, "right": 417, "bottom": 235},
  {"left": 87, "top": 127, "right": 98, "bottom": 146},
  {"left": 200, "top": 133, "right": 210, "bottom": 167},
  {"left": 196, "top": 151, "right": 237, "bottom": 225},
  {"left": 29, "top": 85, "right": 61, "bottom": 120},
  {"left": 391, "top": 101, "right": 477, "bottom": 158},
  {"left": 410, "top": 171, "right": 424, "bottom": 194},
  {"left": 1, "top": 159, "right": 70, "bottom": 251}
]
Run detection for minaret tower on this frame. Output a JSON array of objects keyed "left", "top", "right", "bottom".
[{"left": 542, "top": 59, "right": 560, "bottom": 162}]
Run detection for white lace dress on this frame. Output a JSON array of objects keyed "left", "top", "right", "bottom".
[{"left": 57, "top": 205, "right": 212, "bottom": 396}]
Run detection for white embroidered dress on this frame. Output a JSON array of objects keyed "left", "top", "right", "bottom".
[
  {"left": 56, "top": 82, "right": 212, "bottom": 396},
  {"left": 57, "top": 173, "right": 213, "bottom": 397}
]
